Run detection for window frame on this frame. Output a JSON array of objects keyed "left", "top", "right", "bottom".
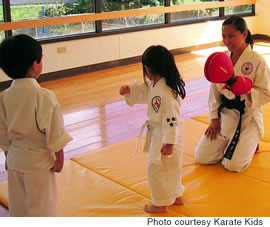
[{"left": 1, "top": 0, "right": 255, "bottom": 44}]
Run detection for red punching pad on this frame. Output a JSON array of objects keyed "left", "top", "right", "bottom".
[
  {"left": 204, "top": 52, "right": 234, "bottom": 83},
  {"left": 204, "top": 52, "right": 253, "bottom": 95}
]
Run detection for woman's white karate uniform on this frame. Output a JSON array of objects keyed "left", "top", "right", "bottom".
[
  {"left": 195, "top": 45, "right": 270, "bottom": 172},
  {"left": 125, "top": 78, "right": 185, "bottom": 206},
  {"left": 0, "top": 78, "right": 72, "bottom": 216}
]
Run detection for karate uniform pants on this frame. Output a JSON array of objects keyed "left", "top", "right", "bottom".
[
  {"left": 8, "top": 169, "right": 58, "bottom": 217},
  {"left": 194, "top": 119, "right": 260, "bottom": 172},
  {"left": 147, "top": 148, "right": 184, "bottom": 206}
]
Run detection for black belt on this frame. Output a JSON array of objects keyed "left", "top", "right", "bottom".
[{"left": 218, "top": 95, "right": 246, "bottom": 160}]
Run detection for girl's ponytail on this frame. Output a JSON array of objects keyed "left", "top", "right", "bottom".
[{"left": 161, "top": 49, "right": 186, "bottom": 99}]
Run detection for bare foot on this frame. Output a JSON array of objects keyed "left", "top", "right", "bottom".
[
  {"left": 144, "top": 204, "right": 168, "bottom": 213},
  {"left": 173, "top": 196, "right": 184, "bottom": 205}
]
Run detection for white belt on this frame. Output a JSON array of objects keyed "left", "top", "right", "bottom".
[{"left": 134, "top": 120, "right": 160, "bottom": 156}]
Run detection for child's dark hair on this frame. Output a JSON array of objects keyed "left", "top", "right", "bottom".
[
  {"left": 0, "top": 34, "right": 42, "bottom": 79},
  {"left": 223, "top": 15, "right": 253, "bottom": 49},
  {"left": 142, "top": 45, "right": 186, "bottom": 99}
]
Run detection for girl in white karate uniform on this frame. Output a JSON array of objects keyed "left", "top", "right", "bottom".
[
  {"left": 195, "top": 16, "right": 270, "bottom": 172},
  {"left": 120, "top": 45, "right": 186, "bottom": 213},
  {"left": 0, "top": 34, "right": 72, "bottom": 216}
]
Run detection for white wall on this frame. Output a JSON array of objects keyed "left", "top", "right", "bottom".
[
  {"left": 41, "top": 16, "right": 257, "bottom": 73},
  {"left": 0, "top": 14, "right": 260, "bottom": 82},
  {"left": 43, "top": 21, "right": 227, "bottom": 74},
  {"left": 254, "top": 0, "right": 270, "bottom": 36}
]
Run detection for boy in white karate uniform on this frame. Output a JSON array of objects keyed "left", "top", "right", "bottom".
[
  {"left": 0, "top": 34, "right": 73, "bottom": 216},
  {"left": 120, "top": 45, "right": 186, "bottom": 213}
]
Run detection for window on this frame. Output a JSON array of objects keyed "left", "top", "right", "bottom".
[
  {"left": 10, "top": 0, "right": 95, "bottom": 39},
  {"left": 171, "top": 0, "right": 219, "bottom": 22},
  {"left": 224, "top": 0, "right": 253, "bottom": 15},
  {"left": 0, "top": 4, "right": 4, "bottom": 41},
  {"left": 1, "top": 0, "right": 255, "bottom": 42},
  {"left": 102, "top": 0, "right": 165, "bottom": 30}
]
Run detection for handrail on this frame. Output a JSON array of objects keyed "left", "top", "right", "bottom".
[{"left": 0, "top": 0, "right": 256, "bottom": 31}]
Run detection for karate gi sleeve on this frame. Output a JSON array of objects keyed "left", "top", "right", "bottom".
[
  {"left": 247, "top": 59, "right": 270, "bottom": 108},
  {"left": 161, "top": 95, "right": 181, "bottom": 145},
  {"left": 208, "top": 83, "right": 222, "bottom": 120},
  {"left": 37, "top": 92, "right": 73, "bottom": 152},
  {"left": 0, "top": 98, "right": 9, "bottom": 151},
  {"left": 125, "top": 80, "right": 149, "bottom": 106}
]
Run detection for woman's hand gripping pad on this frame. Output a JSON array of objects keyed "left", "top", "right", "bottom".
[{"left": 226, "top": 76, "right": 253, "bottom": 95}]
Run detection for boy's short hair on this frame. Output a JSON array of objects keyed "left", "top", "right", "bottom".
[{"left": 0, "top": 34, "right": 42, "bottom": 79}]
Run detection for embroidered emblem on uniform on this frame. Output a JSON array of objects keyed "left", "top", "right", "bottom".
[
  {"left": 166, "top": 117, "right": 177, "bottom": 127},
  {"left": 152, "top": 96, "right": 161, "bottom": 113},
  {"left": 241, "top": 62, "right": 253, "bottom": 75}
]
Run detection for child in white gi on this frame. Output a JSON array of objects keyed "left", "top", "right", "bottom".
[
  {"left": 195, "top": 16, "right": 270, "bottom": 172},
  {"left": 0, "top": 34, "right": 73, "bottom": 216},
  {"left": 120, "top": 45, "right": 186, "bottom": 213}
]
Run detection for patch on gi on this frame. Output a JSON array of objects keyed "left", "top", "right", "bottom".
[
  {"left": 152, "top": 96, "right": 161, "bottom": 113},
  {"left": 241, "top": 62, "right": 253, "bottom": 75},
  {"left": 166, "top": 117, "right": 177, "bottom": 127}
]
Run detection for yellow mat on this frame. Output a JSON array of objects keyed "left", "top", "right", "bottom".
[
  {"left": 71, "top": 119, "right": 270, "bottom": 217},
  {"left": 0, "top": 118, "right": 270, "bottom": 216},
  {"left": 0, "top": 160, "right": 155, "bottom": 217}
]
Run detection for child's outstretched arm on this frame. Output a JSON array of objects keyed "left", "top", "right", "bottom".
[
  {"left": 119, "top": 85, "right": 130, "bottom": 95},
  {"left": 120, "top": 81, "right": 149, "bottom": 106},
  {"left": 51, "top": 149, "right": 64, "bottom": 173},
  {"left": 160, "top": 144, "right": 173, "bottom": 155}
]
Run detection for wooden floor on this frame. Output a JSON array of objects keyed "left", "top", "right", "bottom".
[
  {"left": 1, "top": 41, "right": 270, "bottom": 216},
  {"left": 35, "top": 49, "right": 214, "bottom": 162},
  {"left": 43, "top": 51, "right": 211, "bottom": 160}
]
